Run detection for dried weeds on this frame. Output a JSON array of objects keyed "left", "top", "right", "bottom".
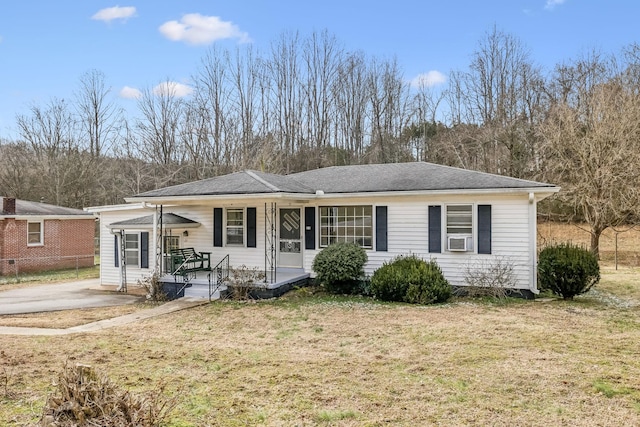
[{"left": 38, "top": 363, "right": 177, "bottom": 427}]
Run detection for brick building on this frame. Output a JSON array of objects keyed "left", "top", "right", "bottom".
[{"left": 0, "top": 197, "right": 96, "bottom": 275}]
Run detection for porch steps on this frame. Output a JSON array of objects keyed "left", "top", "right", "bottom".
[{"left": 183, "top": 284, "right": 227, "bottom": 300}]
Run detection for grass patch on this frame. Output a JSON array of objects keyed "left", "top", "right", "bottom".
[
  {"left": 315, "top": 409, "right": 358, "bottom": 423},
  {"left": 593, "top": 379, "right": 634, "bottom": 398},
  {"left": 0, "top": 265, "right": 99, "bottom": 288}
]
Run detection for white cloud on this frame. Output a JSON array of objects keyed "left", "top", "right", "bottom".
[
  {"left": 545, "top": 0, "right": 566, "bottom": 10},
  {"left": 153, "top": 81, "right": 193, "bottom": 98},
  {"left": 159, "top": 13, "right": 251, "bottom": 45},
  {"left": 119, "top": 86, "right": 142, "bottom": 99},
  {"left": 410, "top": 71, "right": 447, "bottom": 88},
  {"left": 92, "top": 6, "right": 136, "bottom": 23}
]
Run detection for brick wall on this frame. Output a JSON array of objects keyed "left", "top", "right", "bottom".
[{"left": 0, "top": 218, "right": 95, "bottom": 275}]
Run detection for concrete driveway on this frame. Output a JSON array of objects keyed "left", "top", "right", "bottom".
[{"left": 0, "top": 279, "right": 143, "bottom": 315}]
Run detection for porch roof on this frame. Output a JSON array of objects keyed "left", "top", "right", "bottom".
[{"left": 108, "top": 213, "right": 200, "bottom": 230}]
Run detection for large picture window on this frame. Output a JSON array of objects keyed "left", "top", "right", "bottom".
[
  {"left": 320, "top": 205, "right": 373, "bottom": 248},
  {"left": 27, "top": 221, "right": 43, "bottom": 245},
  {"left": 124, "top": 233, "right": 139, "bottom": 267},
  {"left": 226, "top": 208, "right": 244, "bottom": 245}
]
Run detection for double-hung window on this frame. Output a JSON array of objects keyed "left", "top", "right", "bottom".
[
  {"left": 320, "top": 205, "right": 373, "bottom": 248},
  {"left": 27, "top": 221, "right": 43, "bottom": 245},
  {"left": 446, "top": 204, "right": 473, "bottom": 251},
  {"left": 226, "top": 208, "right": 244, "bottom": 245},
  {"left": 125, "top": 233, "right": 139, "bottom": 267}
]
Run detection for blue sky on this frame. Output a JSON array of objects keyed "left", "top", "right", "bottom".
[{"left": 0, "top": 0, "right": 638, "bottom": 138}]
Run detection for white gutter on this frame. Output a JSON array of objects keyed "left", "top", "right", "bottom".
[
  {"left": 84, "top": 202, "right": 147, "bottom": 213},
  {"left": 125, "top": 186, "right": 560, "bottom": 205},
  {"left": 0, "top": 214, "right": 95, "bottom": 220}
]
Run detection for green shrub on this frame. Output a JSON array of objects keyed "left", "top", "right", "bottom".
[
  {"left": 538, "top": 243, "right": 600, "bottom": 300},
  {"left": 370, "top": 255, "right": 451, "bottom": 304},
  {"left": 312, "top": 242, "right": 368, "bottom": 294}
]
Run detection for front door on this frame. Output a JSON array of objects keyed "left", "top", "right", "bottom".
[{"left": 279, "top": 208, "right": 302, "bottom": 268}]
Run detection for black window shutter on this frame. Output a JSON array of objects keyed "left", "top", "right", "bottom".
[
  {"left": 376, "top": 206, "right": 388, "bottom": 252},
  {"left": 305, "top": 206, "right": 316, "bottom": 250},
  {"left": 114, "top": 234, "right": 119, "bottom": 267},
  {"left": 140, "top": 232, "right": 149, "bottom": 268},
  {"left": 428, "top": 205, "right": 442, "bottom": 253},
  {"left": 213, "top": 208, "right": 223, "bottom": 247},
  {"left": 247, "top": 207, "right": 257, "bottom": 248},
  {"left": 478, "top": 205, "right": 492, "bottom": 254}
]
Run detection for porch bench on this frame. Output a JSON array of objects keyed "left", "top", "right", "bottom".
[{"left": 170, "top": 248, "right": 212, "bottom": 274}]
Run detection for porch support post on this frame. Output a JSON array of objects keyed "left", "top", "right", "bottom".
[{"left": 152, "top": 207, "right": 158, "bottom": 272}]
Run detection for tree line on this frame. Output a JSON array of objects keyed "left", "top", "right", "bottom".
[{"left": 1, "top": 27, "right": 639, "bottom": 255}]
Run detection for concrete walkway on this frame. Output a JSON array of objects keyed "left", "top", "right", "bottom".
[{"left": 0, "top": 297, "right": 207, "bottom": 336}]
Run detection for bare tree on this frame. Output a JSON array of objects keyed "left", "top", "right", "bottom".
[
  {"left": 366, "top": 57, "right": 412, "bottom": 163},
  {"left": 135, "top": 83, "right": 186, "bottom": 167},
  {"left": 301, "top": 30, "right": 342, "bottom": 168},
  {"left": 333, "top": 52, "right": 368, "bottom": 162},
  {"left": 540, "top": 51, "right": 640, "bottom": 256},
  {"left": 15, "top": 99, "right": 92, "bottom": 207},
  {"left": 75, "top": 69, "right": 121, "bottom": 158},
  {"left": 447, "top": 27, "right": 544, "bottom": 177},
  {"left": 267, "top": 31, "right": 304, "bottom": 173}
]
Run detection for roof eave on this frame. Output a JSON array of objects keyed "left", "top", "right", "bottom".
[
  {"left": 124, "top": 192, "right": 312, "bottom": 204},
  {"left": 0, "top": 214, "right": 96, "bottom": 220},
  {"left": 124, "top": 186, "right": 560, "bottom": 203}
]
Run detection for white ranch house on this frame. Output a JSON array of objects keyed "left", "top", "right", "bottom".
[{"left": 87, "top": 162, "right": 559, "bottom": 298}]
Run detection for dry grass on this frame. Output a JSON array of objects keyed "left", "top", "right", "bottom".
[
  {"left": 0, "top": 305, "right": 146, "bottom": 329},
  {"left": 538, "top": 220, "right": 640, "bottom": 265},
  {"left": 0, "top": 223, "right": 639, "bottom": 426},
  {"left": 1, "top": 275, "right": 640, "bottom": 426}
]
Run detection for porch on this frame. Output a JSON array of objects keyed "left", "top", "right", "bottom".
[{"left": 159, "top": 267, "right": 310, "bottom": 300}]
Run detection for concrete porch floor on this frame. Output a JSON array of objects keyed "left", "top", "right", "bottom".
[{"left": 160, "top": 268, "right": 310, "bottom": 299}]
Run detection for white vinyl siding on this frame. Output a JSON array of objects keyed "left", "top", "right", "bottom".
[
  {"left": 304, "top": 194, "right": 535, "bottom": 291},
  {"left": 98, "top": 192, "right": 537, "bottom": 291},
  {"left": 98, "top": 203, "right": 267, "bottom": 286}
]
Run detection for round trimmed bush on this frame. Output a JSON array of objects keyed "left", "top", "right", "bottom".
[
  {"left": 538, "top": 243, "right": 600, "bottom": 300},
  {"left": 370, "top": 255, "right": 451, "bottom": 304},
  {"left": 312, "top": 242, "right": 368, "bottom": 294}
]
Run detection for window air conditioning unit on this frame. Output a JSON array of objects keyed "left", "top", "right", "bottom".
[{"left": 448, "top": 236, "right": 468, "bottom": 252}]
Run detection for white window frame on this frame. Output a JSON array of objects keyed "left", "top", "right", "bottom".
[
  {"left": 226, "top": 208, "right": 245, "bottom": 246},
  {"left": 124, "top": 233, "right": 140, "bottom": 267},
  {"left": 27, "top": 220, "right": 44, "bottom": 246},
  {"left": 445, "top": 204, "right": 474, "bottom": 252},
  {"left": 163, "top": 235, "right": 180, "bottom": 255},
  {"left": 319, "top": 205, "right": 373, "bottom": 249}
]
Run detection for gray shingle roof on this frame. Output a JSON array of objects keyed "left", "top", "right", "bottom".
[
  {"left": 109, "top": 213, "right": 199, "bottom": 228},
  {"left": 131, "top": 162, "right": 557, "bottom": 199},
  {"left": 288, "top": 162, "right": 555, "bottom": 193},
  {"left": 135, "top": 170, "right": 314, "bottom": 198},
  {"left": 1, "top": 197, "right": 92, "bottom": 216}
]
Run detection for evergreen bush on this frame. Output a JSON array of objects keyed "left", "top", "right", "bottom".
[
  {"left": 370, "top": 255, "right": 451, "bottom": 304},
  {"left": 312, "top": 242, "right": 368, "bottom": 294},
  {"left": 538, "top": 243, "right": 600, "bottom": 300}
]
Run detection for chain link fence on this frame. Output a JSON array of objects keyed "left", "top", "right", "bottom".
[{"left": 0, "top": 255, "right": 96, "bottom": 281}]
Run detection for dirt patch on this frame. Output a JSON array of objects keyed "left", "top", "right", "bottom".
[{"left": 0, "top": 304, "right": 152, "bottom": 329}]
